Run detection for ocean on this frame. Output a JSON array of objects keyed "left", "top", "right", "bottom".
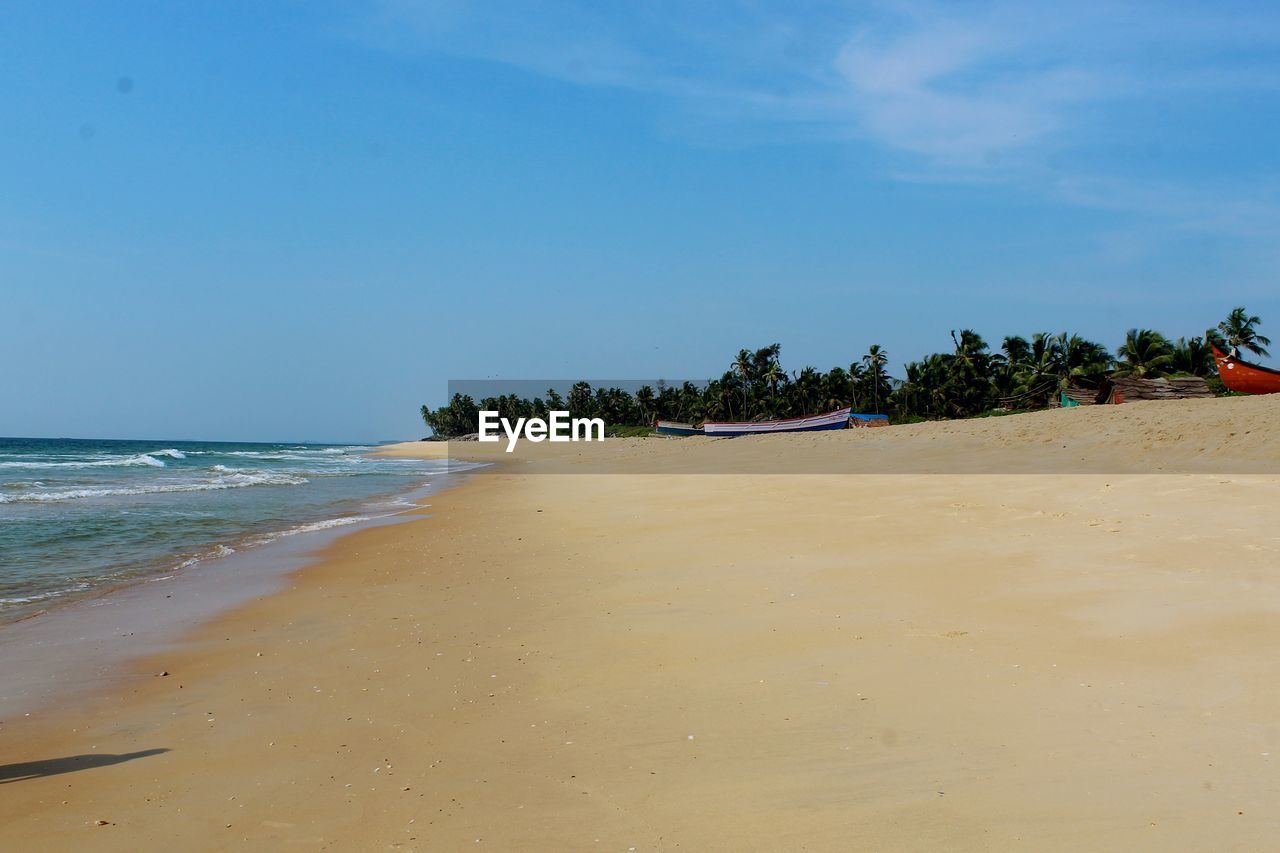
[{"left": 0, "top": 437, "right": 456, "bottom": 620}]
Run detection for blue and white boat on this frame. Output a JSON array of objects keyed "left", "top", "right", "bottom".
[
  {"left": 654, "top": 420, "right": 704, "bottom": 437},
  {"left": 702, "top": 407, "right": 852, "bottom": 437}
]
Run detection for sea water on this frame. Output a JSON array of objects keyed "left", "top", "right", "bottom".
[{"left": 0, "top": 437, "right": 456, "bottom": 620}]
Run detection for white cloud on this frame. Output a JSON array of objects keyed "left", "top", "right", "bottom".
[
  {"left": 356, "top": 0, "right": 1280, "bottom": 233},
  {"left": 831, "top": 9, "right": 1085, "bottom": 166}
]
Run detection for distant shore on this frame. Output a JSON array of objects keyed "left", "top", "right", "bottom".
[{"left": 4, "top": 396, "right": 1280, "bottom": 849}]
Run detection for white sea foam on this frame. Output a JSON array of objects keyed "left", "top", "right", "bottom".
[
  {"left": 170, "top": 543, "right": 237, "bottom": 572},
  {"left": 133, "top": 454, "right": 167, "bottom": 467},
  {"left": 0, "top": 582, "right": 91, "bottom": 607},
  {"left": 237, "top": 515, "right": 374, "bottom": 549},
  {"left": 0, "top": 471, "right": 308, "bottom": 503},
  {"left": 0, "top": 592, "right": 59, "bottom": 605},
  {"left": 276, "top": 516, "right": 370, "bottom": 535},
  {"left": 214, "top": 451, "right": 326, "bottom": 461},
  {"left": 0, "top": 452, "right": 168, "bottom": 469},
  {"left": 212, "top": 447, "right": 355, "bottom": 459}
]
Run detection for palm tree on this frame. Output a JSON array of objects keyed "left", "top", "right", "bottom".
[
  {"left": 946, "top": 330, "right": 994, "bottom": 416},
  {"left": 1216, "top": 306, "right": 1271, "bottom": 357},
  {"left": 862, "top": 345, "right": 889, "bottom": 413},
  {"left": 761, "top": 360, "right": 785, "bottom": 415},
  {"left": 1170, "top": 336, "right": 1213, "bottom": 376},
  {"left": 1055, "top": 333, "right": 1112, "bottom": 384},
  {"left": 709, "top": 376, "right": 740, "bottom": 421},
  {"left": 677, "top": 381, "right": 703, "bottom": 424},
  {"left": 1115, "top": 328, "right": 1175, "bottom": 377},
  {"left": 847, "top": 362, "right": 866, "bottom": 410},
  {"left": 1007, "top": 332, "right": 1059, "bottom": 406},
  {"left": 793, "top": 366, "right": 822, "bottom": 414},
  {"left": 1017, "top": 332, "right": 1114, "bottom": 406},
  {"left": 635, "top": 385, "right": 656, "bottom": 424},
  {"left": 732, "top": 349, "right": 753, "bottom": 416},
  {"left": 825, "top": 367, "right": 851, "bottom": 411},
  {"left": 1001, "top": 335, "right": 1031, "bottom": 367}
]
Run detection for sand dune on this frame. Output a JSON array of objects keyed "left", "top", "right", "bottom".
[{"left": 3, "top": 396, "right": 1280, "bottom": 850}]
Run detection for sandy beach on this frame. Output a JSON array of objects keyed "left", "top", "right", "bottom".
[{"left": 4, "top": 397, "right": 1280, "bottom": 850}]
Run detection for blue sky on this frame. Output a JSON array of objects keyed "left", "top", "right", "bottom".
[{"left": 4, "top": 1, "right": 1280, "bottom": 441}]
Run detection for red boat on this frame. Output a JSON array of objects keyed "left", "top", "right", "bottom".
[{"left": 1212, "top": 344, "right": 1280, "bottom": 395}]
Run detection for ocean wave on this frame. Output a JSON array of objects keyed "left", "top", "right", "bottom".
[
  {"left": 0, "top": 452, "right": 171, "bottom": 470},
  {"left": 206, "top": 447, "right": 358, "bottom": 459},
  {"left": 217, "top": 451, "right": 294, "bottom": 459},
  {"left": 0, "top": 582, "right": 91, "bottom": 607},
  {"left": 158, "top": 518, "right": 374, "bottom": 571},
  {"left": 209, "top": 451, "right": 331, "bottom": 461},
  {"left": 171, "top": 543, "right": 237, "bottom": 571},
  {"left": 271, "top": 516, "right": 369, "bottom": 537},
  {"left": 238, "top": 515, "right": 379, "bottom": 549},
  {"left": 0, "top": 471, "right": 309, "bottom": 503},
  {"left": 210, "top": 463, "right": 346, "bottom": 476}
]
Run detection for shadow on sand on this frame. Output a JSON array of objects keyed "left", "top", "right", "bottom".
[{"left": 0, "top": 748, "right": 170, "bottom": 784}]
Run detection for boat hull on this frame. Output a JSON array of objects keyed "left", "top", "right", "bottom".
[
  {"left": 1212, "top": 344, "right": 1280, "bottom": 395},
  {"left": 703, "top": 407, "right": 852, "bottom": 437},
  {"left": 654, "top": 421, "right": 703, "bottom": 437},
  {"left": 848, "top": 413, "right": 889, "bottom": 427}
]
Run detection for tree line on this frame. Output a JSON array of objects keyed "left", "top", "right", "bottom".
[{"left": 420, "top": 307, "right": 1269, "bottom": 437}]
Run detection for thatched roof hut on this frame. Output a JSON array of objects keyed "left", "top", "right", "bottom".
[
  {"left": 1057, "top": 376, "right": 1213, "bottom": 406},
  {"left": 1107, "top": 376, "right": 1214, "bottom": 403}
]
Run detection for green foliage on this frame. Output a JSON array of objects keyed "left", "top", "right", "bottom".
[
  {"left": 1216, "top": 306, "right": 1271, "bottom": 357},
  {"left": 418, "top": 307, "right": 1267, "bottom": 435},
  {"left": 604, "top": 424, "right": 656, "bottom": 438},
  {"left": 1170, "top": 336, "right": 1213, "bottom": 377},
  {"left": 1114, "top": 328, "right": 1175, "bottom": 377}
]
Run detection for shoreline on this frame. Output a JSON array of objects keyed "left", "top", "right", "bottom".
[
  {"left": 4, "top": 399, "right": 1280, "bottom": 849},
  {"left": 0, "top": 463, "right": 475, "bottom": 723}
]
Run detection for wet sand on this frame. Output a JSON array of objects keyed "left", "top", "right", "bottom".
[{"left": 3, "top": 397, "right": 1280, "bottom": 850}]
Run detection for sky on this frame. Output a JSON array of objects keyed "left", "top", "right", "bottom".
[{"left": 4, "top": 0, "right": 1280, "bottom": 442}]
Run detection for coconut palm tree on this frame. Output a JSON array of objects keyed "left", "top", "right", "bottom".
[
  {"left": 825, "top": 367, "right": 851, "bottom": 411},
  {"left": 1170, "top": 337, "right": 1213, "bottom": 376},
  {"left": 1216, "top": 306, "right": 1271, "bottom": 357},
  {"left": 862, "top": 345, "right": 889, "bottom": 413},
  {"left": 792, "top": 366, "right": 823, "bottom": 415},
  {"left": 732, "top": 349, "right": 753, "bottom": 416},
  {"left": 945, "top": 331, "right": 994, "bottom": 416},
  {"left": 677, "top": 381, "right": 704, "bottom": 424},
  {"left": 760, "top": 360, "right": 785, "bottom": 413},
  {"left": 1001, "top": 335, "right": 1032, "bottom": 367},
  {"left": 635, "top": 385, "right": 656, "bottom": 424},
  {"left": 1115, "top": 328, "right": 1175, "bottom": 377},
  {"left": 847, "top": 362, "right": 866, "bottom": 410},
  {"left": 1056, "top": 333, "right": 1112, "bottom": 383}
]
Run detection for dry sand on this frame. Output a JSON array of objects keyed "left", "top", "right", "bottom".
[{"left": 4, "top": 397, "right": 1280, "bottom": 850}]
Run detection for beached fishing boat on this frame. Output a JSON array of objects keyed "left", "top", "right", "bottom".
[
  {"left": 654, "top": 420, "right": 703, "bottom": 437},
  {"left": 1212, "top": 344, "right": 1280, "bottom": 395},
  {"left": 848, "top": 413, "right": 889, "bottom": 427},
  {"left": 703, "top": 407, "right": 852, "bottom": 437}
]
